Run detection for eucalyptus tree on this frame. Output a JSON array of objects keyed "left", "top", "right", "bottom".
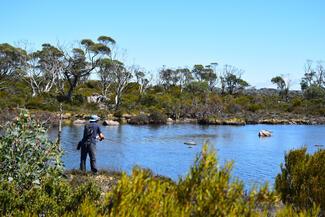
[
  {"left": 159, "top": 68, "right": 174, "bottom": 89},
  {"left": 300, "top": 60, "right": 325, "bottom": 91},
  {"left": 97, "top": 58, "right": 133, "bottom": 110},
  {"left": 176, "top": 68, "right": 193, "bottom": 92},
  {"left": 192, "top": 64, "right": 217, "bottom": 91},
  {"left": 112, "top": 61, "right": 132, "bottom": 109},
  {"left": 61, "top": 36, "right": 115, "bottom": 101},
  {"left": 206, "top": 62, "right": 218, "bottom": 91},
  {"left": 135, "top": 69, "right": 151, "bottom": 94},
  {"left": 98, "top": 58, "right": 114, "bottom": 97},
  {"left": 192, "top": 64, "right": 205, "bottom": 82},
  {"left": 271, "top": 75, "right": 290, "bottom": 100},
  {"left": 27, "top": 44, "right": 64, "bottom": 96},
  {"left": 221, "top": 65, "right": 249, "bottom": 95},
  {"left": 0, "top": 43, "right": 28, "bottom": 87},
  {"left": 300, "top": 60, "right": 325, "bottom": 99}
]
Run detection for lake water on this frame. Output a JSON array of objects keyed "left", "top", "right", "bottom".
[{"left": 50, "top": 124, "right": 325, "bottom": 188}]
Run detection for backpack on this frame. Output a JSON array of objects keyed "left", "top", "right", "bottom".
[{"left": 82, "top": 124, "right": 94, "bottom": 149}]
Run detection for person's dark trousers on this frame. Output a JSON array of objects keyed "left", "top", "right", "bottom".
[{"left": 80, "top": 143, "right": 98, "bottom": 173}]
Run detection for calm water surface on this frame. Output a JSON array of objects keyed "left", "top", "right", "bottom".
[{"left": 50, "top": 124, "right": 325, "bottom": 188}]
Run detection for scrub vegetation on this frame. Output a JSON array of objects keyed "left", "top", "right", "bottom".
[{"left": 1, "top": 39, "right": 325, "bottom": 125}]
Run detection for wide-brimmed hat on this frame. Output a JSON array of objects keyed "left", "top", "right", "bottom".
[{"left": 89, "top": 115, "right": 100, "bottom": 122}]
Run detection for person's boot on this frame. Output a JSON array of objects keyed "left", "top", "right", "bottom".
[
  {"left": 80, "top": 161, "right": 86, "bottom": 173},
  {"left": 90, "top": 160, "right": 98, "bottom": 175}
]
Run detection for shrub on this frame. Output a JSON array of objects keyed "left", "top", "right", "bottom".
[
  {"left": 275, "top": 147, "right": 325, "bottom": 211},
  {"left": 140, "top": 94, "right": 159, "bottom": 107},
  {"left": 128, "top": 114, "right": 149, "bottom": 125},
  {"left": 72, "top": 94, "right": 85, "bottom": 105},
  {"left": 149, "top": 110, "right": 167, "bottom": 124},
  {"left": 248, "top": 103, "right": 263, "bottom": 112},
  {"left": 227, "top": 103, "right": 243, "bottom": 113},
  {"left": 275, "top": 204, "right": 320, "bottom": 217},
  {"left": 102, "top": 145, "right": 280, "bottom": 217},
  {"left": 176, "top": 145, "right": 276, "bottom": 216},
  {"left": 303, "top": 85, "right": 325, "bottom": 100},
  {"left": 113, "top": 110, "right": 124, "bottom": 118},
  {"left": 26, "top": 96, "right": 45, "bottom": 109},
  {"left": 235, "top": 95, "right": 251, "bottom": 108},
  {"left": 0, "top": 110, "right": 63, "bottom": 190},
  {"left": 0, "top": 177, "right": 101, "bottom": 216}
]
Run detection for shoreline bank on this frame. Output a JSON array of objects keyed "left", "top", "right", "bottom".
[{"left": 1, "top": 109, "right": 325, "bottom": 128}]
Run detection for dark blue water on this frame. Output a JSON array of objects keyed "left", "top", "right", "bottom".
[{"left": 50, "top": 124, "right": 325, "bottom": 188}]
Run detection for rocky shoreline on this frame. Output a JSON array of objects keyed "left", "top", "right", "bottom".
[
  {"left": 1, "top": 109, "right": 325, "bottom": 128},
  {"left": 197, "top": 113, "right": 325, "bottom": 125}
]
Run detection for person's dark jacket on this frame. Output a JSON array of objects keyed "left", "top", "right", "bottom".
[{"left": 77, "top": 122, "right": 102, "bottom": 150}]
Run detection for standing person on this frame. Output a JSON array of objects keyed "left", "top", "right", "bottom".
[{"left": 77, "top": 115, "right": 105, "bottom": 173}]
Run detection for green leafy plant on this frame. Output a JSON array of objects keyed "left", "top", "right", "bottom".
[
  {"left": 0, "top": 177, "right": 101, "bottom": 216},
  {"left": 275, "top": 147, "right": 325, "bottom": 211},
  {"left": 0, "top": 110, "right": 63, "bottom": 190},
  {"left": 102, "top": 145, "right": 281, "bottom": 217}
]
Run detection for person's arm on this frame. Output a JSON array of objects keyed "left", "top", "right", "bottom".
[
  {"left": 97, "top": 125, "right": 105, "bottom": 141},
  {"left": 99, "top": 133, "right": 105, "bottom": 141}
]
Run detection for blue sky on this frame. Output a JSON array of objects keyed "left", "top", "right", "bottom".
[{"left": 1, "top": 0, "right": 324, "bottom": 89}]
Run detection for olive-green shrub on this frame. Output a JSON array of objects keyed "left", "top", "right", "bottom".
[
  {"left": 0, "top": 177, "right": 100, "bottom": 216},
  {"left": 149, "top": 110, "right": 167, "bottom": 124},
  {"left": 102, "top": 145, "right": 279, "bottom": 217},
  {"left": 128, "top": 114, "right": 149, "bottom": 125},
  {"left": 275, "top": 147, "right": 325, "bottom": 211},
  {"left": 0, "top": 110, "right": 63, "bottom": 190}
]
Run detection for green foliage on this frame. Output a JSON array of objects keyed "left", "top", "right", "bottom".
[
  {"left": 101, "top": 144, "right": 317, "bottom": 217},
  {"left": 103, "top": 167, "right": 180, "bottom": 216},
  {"left": 149, "top": 110, "right": 167, "bottom": 124},
  {"left": 275, "top": 204, "right": 320, "bottom": 217},
  {"left": 275, "top": 148, "right": 325, "bottom": 211},
  {"left": 185, "top": 80, "right": 209, "bottom": 95},
  {"left": 0, "top": 43, "right": 28, "bottom": 80},
  {"left": 271, "top": 76, "right": 289, "bottom": 100},
  {"left": 0, "top": 177, "right": 101, "bottom": 216},
  {"left": 0, "top": 110, "right": 63, "bottom": 190},
  {"left": 71, "top": 94, "right": 85, "bottom": 105},
  {"left": 1, "top": 39, "right": 325, "bottom": 121},
  {"left": 220, "top": 65, "right": 249, "bottom": 95},
  {"left": 303, "top": 85, "right": 325, "bottom": 100},
  {"left": 128, "top": 114, "right": 149, "bottom": 125},
  {"left": 248, "top": 103, "right": 263, "bottom": 112}
]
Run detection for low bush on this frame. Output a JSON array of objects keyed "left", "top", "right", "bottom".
[
  {"left": 102, "top": 145, "right": 283, "bottom": 217},
  {"left": 227, "top": 103, "right": 243, "bottom": 113},
  {"left": 248, "top": 103, "right": 263, "bottom": 112},
  {"left": 72, "top": 94, "right": 85, "bottom": 105},
  {"left": 0, "top": 110, "right": 63, "bottom": 190},
  {"left": 128, "top": 114, "right": 149, "bottom": 125},
  {"left": 275, "top": 147, "right": 325, "bottom": 212},
  {"left": 149, "top": 110, "right": 167, "bottom": 124},
  {"left": 0, "top": 177, "right": 100, "bottom": 216}
]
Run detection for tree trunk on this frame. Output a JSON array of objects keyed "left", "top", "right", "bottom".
[{"left": 65, "top": 77, "right": 78, "bottom": 101}]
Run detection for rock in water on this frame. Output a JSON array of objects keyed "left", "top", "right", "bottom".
[
  {"left": 184, "top": 141, "right": 197, "bottom": 146},
  {"left": 103, "top": 120, "right": 120, "bottom": 126},
  {"left": 73, "top": 119, "right": 87, "bottom": 125},
  {"left": 258, "top": 130, "right": 272, "bottom": 137}
]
